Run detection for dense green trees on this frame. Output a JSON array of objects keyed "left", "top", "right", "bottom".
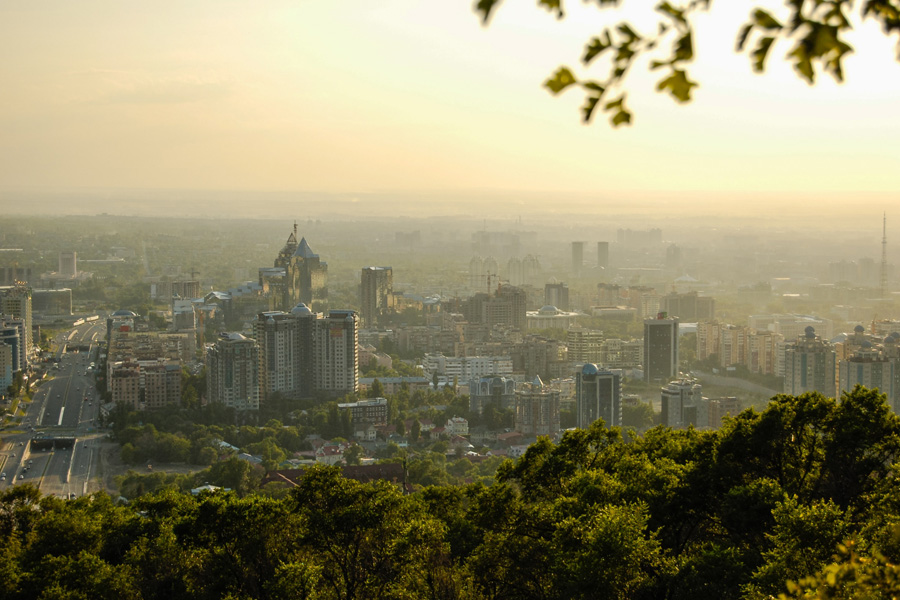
[{"left": 2, "top": 386, "right": 899, "bottom": 598}]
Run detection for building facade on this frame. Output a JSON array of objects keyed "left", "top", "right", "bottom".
[
  {"left": 515, "top": 376, "right": 561, "bottom": 436},
  {"left": 207, "top": 333, "right": 260, "bottom": 411},
  {"left": 360, "top": 267, "right": 393, "bottom": 328},
  {"left": 784, "top": 327, "right": 836, "bottom": 397},
  {"left": 643, "top": 317, "right": 679, "bottom": 383},
  {"left": 576, "top": 364, "right": 622, "bottom": 428}
]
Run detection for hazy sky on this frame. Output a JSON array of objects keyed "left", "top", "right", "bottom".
[{"left": 1, "top": 1, "right": 899, "bottom": 207}]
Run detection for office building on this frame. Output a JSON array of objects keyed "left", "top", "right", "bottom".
[
  {"left": 660, "top": 292, "right": 715, "bottom": 321},
  {"left": 360, "top": 267, "right": 394, "bottom": 328},
  {"left": 784, "top": 326, "right": 836, "bottom": 397},
  {"left": 207, "top": 333, "right": 260, "bottom": 411},
  {"left": 660, "top": 379, "right": 701, "bottom": 429},
  {"left": 515, "top": 375, "right": 560, "bottom": 436},
  {"left": 59, "top": 251, "right": 77, "bottom": 278},
  {"left": 576, "top": 364, "right": 621, "bottom": 428},
  {"left": 571, "top": 241, "right": 584, "bottom": 276},
  {"left": 544, "top": 282, "right": 569, "bottom": 311},
  {"left": 644, "top": 316, "right": 679, "bottom": 383},
  {"left": 597, "top": 241, "right": 609, "bottom": 270}
]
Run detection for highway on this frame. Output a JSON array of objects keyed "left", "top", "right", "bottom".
[{"left": 0, "top": 318, "right": 106, "bottom": 498}]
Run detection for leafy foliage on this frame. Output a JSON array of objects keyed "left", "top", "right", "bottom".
[{"left": 474, "top": 0, "right": 900, "bottom": 125}]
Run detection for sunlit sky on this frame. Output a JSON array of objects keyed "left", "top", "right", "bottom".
[{"left": 1, "top": 1, "right": 899, "bottom": 210}]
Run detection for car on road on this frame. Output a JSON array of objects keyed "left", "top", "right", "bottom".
[{"left": 18, "top": 474, "right": 23, "bottom": 480}]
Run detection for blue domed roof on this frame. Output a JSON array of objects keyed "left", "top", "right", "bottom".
[
  {"left": 805, "top": 326, "right": 816, "bottom": 338},
  {"left": 855, "top": 324, "right": 865, "bottom": 333},
  {"left": 112, "top": 309, "right": 137, "bottom": 317},
  {"left": 861, "top": 340, "right": 873, "bottom": 348},
  {"left": 892, "top": 332, "right": 900, "bottom": 339},
  {"left": 885, "top": 336, "right": 895, "bottom": 344},
  {"left": 582, "top": 363, "right": 599, "bottom": 376},
  {"left": 539, "top": 305, "right": 559, "bottom": 315}
]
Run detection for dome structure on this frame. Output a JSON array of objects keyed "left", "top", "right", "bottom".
[
  {"left": 855, "top": 324, "right": 866, "bottom": 333},
  {"left": 290, "top": 303, "right": 313, "bottom": 316},
  {"left": 805, "top": 326, "right": 816, "bottom": 338},
  {"left": 582, "top": 363, "right": 599, "bottom": 376},
  {"left": 112, "top": 309, "right": 138, "bottom": 317}
]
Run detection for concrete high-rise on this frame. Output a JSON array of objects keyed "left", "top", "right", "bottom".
[
  {"left": 643, "top": 316, "right": 679, "bottom": 383},
  {"left": 360, "top": 267, "right": 393, "bottom": 328},
  {"left": 515, "top": 375, "right": 560, "bottom": 436},
  {"left": 58, "top": 251, "right": 77, "bottom": 278},
  {"left": 571, "top": 242, "right": 584, "bottom": 276},
  {"left": 0, "top": 285, "right": 31, "bottom": 368},
  {"left": 661, "top": 379, "right": 702, "bottom": 429},
  {"left": 597, "top": 241, "right": 609, "bottom": 270},
  {"left": 784, "top": 326, "right": 836, "bottom": 397},
  {"left": 254, "top": 308, "right": 313, "bottom": 403},
  {"left": 576, "top": 364, "right": 621, "bottom": 428},
  {"left": 207, "top": 333, "right": 260, "bottom": 411},
  {"left": 313, "top": 310, "right": 359, "bottom": 397},
  {"left": 544, "top": 282, "right": 569, "bottom": 311},
  {"left": 838, "top": 347, "right": 893, "bottom": 402}
]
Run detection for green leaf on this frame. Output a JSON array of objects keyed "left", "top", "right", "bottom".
[
  {"left": 673, "top": 30, "right": 693, "bottom": 62},
  {"left": 656, "top": 1, "right": 687, "bottom": 27},
  {"left": 753, "top": 8, "right": 783, "bottom": 30},
  {"left": 582, "top": 96, "right": 601, "bottom": 123},
  {"left": 474, "top": 0, "right": 502, "bottom": 25},
  {"left": 789, "top": 44, "right": 815, "bottom": 83},
  {"left": 616, "top": 23, "right": 641, "bottom": 41},
  {"left": 736, "top": 23, "right": 753, "bottom": 51},
  {"left": 544, "top": 67, "right": 578, "bottom": 94},
  {"left": 604, "top": 95, "right": 624, "bottom": 110},
  {"left": 656, "top": 68, "right": 698, "bottom": 102},
  {"left": 650, "top": 59, "right": 670, "bottom": 70},
  {"left": 538, "top": 0, "right": 564, "bottom": 18},
  {"left": 583, "top": 35, "right": 612, "bottom": 64},
  {"left": 752, "top": 36, "right": 775, "bottom": 72},
  {"left": 611, "top": 109, "right": 632, "bottom": 126},
  {"left": 583, "top": 82, "right": 606, "bottom": 93}
]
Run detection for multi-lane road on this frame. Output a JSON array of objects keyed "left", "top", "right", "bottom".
[{"left": 0, "top": 318, "right": 107, "bottom": 498}]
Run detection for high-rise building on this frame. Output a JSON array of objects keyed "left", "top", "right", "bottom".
[
  {"left": 838, "top": 348, "right": 894, "bottom": 402},
  {"left": 313, "top": 310, "right": 358, "bottom": 397},
  {"left": 254, "top": 308, "right": 313, "bottom": 403},
  {"left": 58, "top": 251, "right": 77, "bottom": 278},
  {"left": 544, "top": 282, "right": 569, "bottom": 311},
  {"left": 567, "top": 327, "right": 604, "bottom": 364},
  {"left": 0, "top": 318, "right": 25, "bottom": 373},
  {"left": 784, "top": 326, "right": 836, "bottom": 397},
  {"left": 660, "top": 292, "right": 715, "bottom": 321},
  {"left": 660, "top": 378, "right": 701, "bottom": 429},
  {"left": 360, "top": 267, "right": 393, "bottom": 328},
  {"left": 109, "top": 361, "right": 141, "bottom": 410},
  {"left": 597, "top": 241, "right": 609, "bottom": 270},
  {"left": 207, "top": 333, "right": 260, "bottom": 411},
  {"left": 142, "top": 362, "right": 183, "bottom": 409},
  {"left": 644, "top": 316, "right": 679, "bottom": 383},
  {"left": 0, "top": 342, "right": 12, "bottom": 396},
  {"left": 576, "top": 364, "right": 621, "bottom": 428},
  {"left": 264, "top": 224, "right": 327, "bottom": 311},
  {"left": 0, "top": 285, "right": 31, "bottom": 368},
  {"left": 571, "top": 241, "right": 584, "bottom": 276},
  {"left": 515, "top": 375, "right": 560, "bottom": 436}
]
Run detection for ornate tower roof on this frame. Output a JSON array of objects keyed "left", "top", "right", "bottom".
[{"left": 294, "top": 237, "right": 319, "bottom": 259}]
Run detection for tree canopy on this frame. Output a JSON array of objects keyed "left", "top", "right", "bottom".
[{"left": 475, "top": 0, "right": 900, "bottom": 126}]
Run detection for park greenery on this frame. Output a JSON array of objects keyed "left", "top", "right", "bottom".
[
  {"left": 2, "top": 386, "right": 900, "bottom": 598},
  {"left": 476, "top": 0, "right": 900, "bottom": 126}
]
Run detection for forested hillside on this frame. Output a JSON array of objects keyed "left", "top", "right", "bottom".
[{"left": 2, "top": 386, "right": 900, "bottom": 599}]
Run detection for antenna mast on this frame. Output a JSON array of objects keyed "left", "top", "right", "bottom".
[{"left": 881, "top": 213, "right": 888, "bottom": 300}]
